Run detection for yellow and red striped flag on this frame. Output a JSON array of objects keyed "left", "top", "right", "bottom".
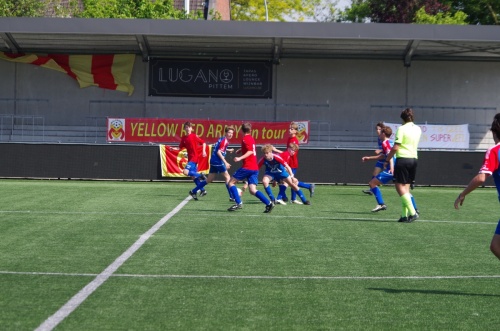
[
  {"left": 160, "top": 144, "right": 211, "bottom": 178},
  {"left": 0, "top": 52, "right": 135, "bottom": 95}
]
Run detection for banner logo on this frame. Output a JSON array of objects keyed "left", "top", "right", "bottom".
[{"left": 107, "top": 119, "right": 125, "bottom": 141}]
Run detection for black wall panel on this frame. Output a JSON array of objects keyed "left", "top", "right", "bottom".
[{"left": 0, "top": 143, "right": 487, "bottom": 186}]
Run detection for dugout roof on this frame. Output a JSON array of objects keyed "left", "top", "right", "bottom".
[{"left": 1, "top": 17, "right": 500, "bottom": 66}]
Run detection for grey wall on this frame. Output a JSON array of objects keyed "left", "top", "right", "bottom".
[{"left": 0, "top": 56, "right": 499, "bottom": 149}]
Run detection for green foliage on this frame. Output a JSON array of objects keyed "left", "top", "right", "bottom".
[
  {"left": 0, "top": 0, "right": 45, "bottom": 17},
  {"left": 447, "top": 0, "right": 499, "bottom": 25},
  {"left": 75, "top": 0, "right": 188, "bottom": 19},
  {"left": 338, "top": 0, "right": 500, "bottom": 25},
  {"left": 231, "top": 0, "right": 322, "bottom": 21},
  {"left": 414, "top": 6, "right": 468, "bottom": 24},
  {"left": 340, "top": 0, "right": 371, "bottom": 23}
]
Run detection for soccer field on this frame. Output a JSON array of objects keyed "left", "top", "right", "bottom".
[{"left": 1, "top": 179, "right": 499, "bottom": 330}]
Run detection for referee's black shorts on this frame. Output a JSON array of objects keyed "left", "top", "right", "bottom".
[{"left": 394, "top": 157, "right": 418, "bottom": 184}]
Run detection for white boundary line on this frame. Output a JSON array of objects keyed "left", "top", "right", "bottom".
[
  {"left": 34, "top": 197, "right": 191, "bottom": 331},
  {"left": 3, "top": 270, "right": 500, "bottom": 281},
  {"left": 0, "top": 209, "right": 496, "bottom": 225}
]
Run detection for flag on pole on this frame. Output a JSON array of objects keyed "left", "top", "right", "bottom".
[
  {"left": 0, "top": 52, "right": 135, "bottom": 95},
  {"left": 160, "top": 144, "right": 211, "bottom": 178}
]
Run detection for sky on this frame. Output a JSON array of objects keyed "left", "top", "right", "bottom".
[{"left": 337, "top": 0, "right": 351, "bottom": 10}]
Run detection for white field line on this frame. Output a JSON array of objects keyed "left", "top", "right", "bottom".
[
  {"left": 2, "top": 270, "right": 500, "bottom": 281},
  {"left": 34, "top": 196, "right": 192, "bottom": 331},
  {"left": 0, "top": 209, "right": 496, "bottom": 225}
]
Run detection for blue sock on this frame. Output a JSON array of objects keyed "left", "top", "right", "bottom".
[
  {"left": 230, "top": 186, "right": 241, "bottom": 204},
  {"left": 255, "top": 190, "right": 271, "bottom": 205},
  {"left": 193, "top": 180, "right": 207, "bottom": 193},
  {"left": 298, "top": 181, "right": 311, "bottom": 189},
  {"left": 371, "top": 186, "right": 385, "bottom": 205},
  {"left": 188, "top": 170, "right": 200, "bottom": 178},
  {"left": 280, "top": 185, "right": 288, "bottom": 200},
  {"left": 411, "top": 195, "right": 418, "bottom": 210},
  {"left": 226, "top": 183, "right": 233, "bottom": 199},
  {"left": 296, "top": 189, "right": 307, "bottom": 202},
  {"left": 265, "top": 186, "right": 275, "bottom": 201}
]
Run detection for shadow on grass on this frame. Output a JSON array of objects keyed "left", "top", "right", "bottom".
[{"left": 367, "top": 287, "right": 500, "bottom": 297}]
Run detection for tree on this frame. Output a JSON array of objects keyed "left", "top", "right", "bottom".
[
  {"left": 74, "top": 0, "right": 189, "bottom": 19},
  {"left": 231, "top": 0, "right": 326, "bottom": 21},
  {"left": 0, "top": 0, "right": 45, "bottom": 17},
  {"left": 447, "top": 0, "right": 499, "bottom": 25},
  {"left": 339, "top": 0, "right": 499, "bottom": 25},
  {"left": 414, "top": 6, "right": 468, "bottom": 24},
  {"left": 368, "top": 0, "right": 449, "bottom": 23}
]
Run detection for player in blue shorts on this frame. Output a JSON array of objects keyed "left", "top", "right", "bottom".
[
  {"left": 192, "top": 126, "right": 235, "bottom": 199},
  {"left": 362, "top": 126, "right": 418, "bottom": 213},
  {"left": 259, "top": 144, "right": 310, "bottom": 205},
  {"left": 363, "top": 122, "right": 385, "bottom": 195},
  {"left": 455, "top": 113, "right": 500, "bottom": 260},
  {"left": 227, "top": 122, "right": 274, "bottom": 213}
]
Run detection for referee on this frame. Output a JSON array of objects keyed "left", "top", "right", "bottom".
[{"left": 385, "top": 108, "right": 422, "bottom": 223}]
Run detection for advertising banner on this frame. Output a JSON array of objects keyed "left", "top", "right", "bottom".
[
  {"left": 107, "top": 118, "right": 310, "bottom": 145},
  {"left": 159, "top": 144, "right": 211, "bottom": 177},
  {"left": 385, "top": 123, "right": 469, "bottom": 149},
  {"left": 149, "top": 59, "right": 272, "bottom": 98}
]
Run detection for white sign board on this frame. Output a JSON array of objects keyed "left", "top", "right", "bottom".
[{"left": 385, "top": 123, "right": 469, "bottom": 149}]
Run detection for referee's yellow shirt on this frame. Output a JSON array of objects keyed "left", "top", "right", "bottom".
[{"left": 394, "top": 122, "right": 421, "bottom": 159}]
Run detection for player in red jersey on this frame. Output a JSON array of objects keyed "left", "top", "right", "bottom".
[
  {"left": 172, "top": 122, "right": 207, "bottom": 201},
  {"left": 278, "top": 122, "right": 315, "bottom": 204},
  {"left": 259, "top": 144, "right": 310, "bottom": 205},
  {"left": 274, "top": 143, "right": 314, "bottom": 205},
  {"left": 455, "top": 113, "right": 500, "bottom": 260},
  {"left": 227, "top": 122, "right": 274, "bottom": 213}
]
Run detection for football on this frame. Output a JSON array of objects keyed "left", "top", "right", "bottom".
[{"left": 237, "top": 188, "right": 243, "bottom": 196}]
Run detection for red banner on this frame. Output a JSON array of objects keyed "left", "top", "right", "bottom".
[
  {"left": 160, "top": 144, "right": 211, "bottom": 177},
  {"left": 108, "top": 118, "right": 309, "bottom": 145},
  {"left": 0, "top": 52, "right": 135, "bottom": 95}
]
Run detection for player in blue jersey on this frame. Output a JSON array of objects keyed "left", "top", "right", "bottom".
[
  {"left": 258, "top": 144, "right": 310, "bottom": 205},
  {"left": 363, "top": 122, "right": 386, "bottom": 195},
  {"left": 192, "top": 126, "right": 235, "bottom": 199},
  {"left": 362, "top": 126, "right": 419, "bottom": 213}
]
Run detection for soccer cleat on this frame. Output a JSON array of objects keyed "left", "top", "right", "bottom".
[
  {"left": 291, "top": 200, "right": 303, "bottom": 205},
  {"left": 309, "top": 183, "right": 316, "bottom": 197},
  {"left": 189, "top": 191, "right": 198, "bottom": 201},
  {"left": 275, "top": 199, "right": 287, "bottom": 205},
  {"left": 303, "top": 200, "right": 311, "bottom": 205},
  {"left": 229, "top": 198, "right": 235, "bottom": 202},
  {"left": 282, "top": 197, "right": 289, "bottom": 202},
  {"left": 362, "top": 189, "right": 373, "bottom": 195},
  {"left": 227, "top": 203, "right": 242, "bottom": 211},
  {"left": 407, "top": 213, "right": 419, "bottom": 223},
  {"left": 199, "top": 173, "right": 207, "bottom": 181},
  {"left": 397, "top": 216, "right": 407, "bottom": 223},
  {"left": 371, "top": 204, "right": 387, "bottom": 212},
  {"left": 264, "top": 202, "right": 275, "bottom": 213},
  {"left": 199, "top": 190, "right": 207, "bottom": 197},
  {"left": 415, "top": 209, "right": 420, "bottom": 216}
]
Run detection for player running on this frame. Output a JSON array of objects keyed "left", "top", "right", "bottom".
[
  {"left": 172, "top": 122, "right": 207, "bottom": 201},
  {"left": 227, "top": 122, "right": 275, "bottom": 213},
  {"left": 192, "top": 125, "right": 235, "bottom": 200}
]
